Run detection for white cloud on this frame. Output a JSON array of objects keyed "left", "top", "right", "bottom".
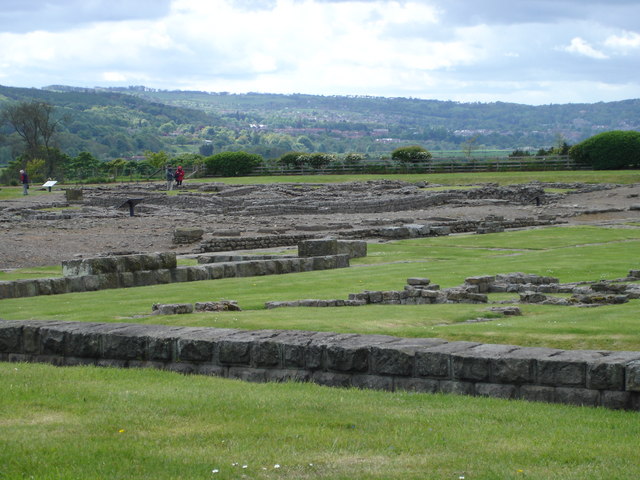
[
  {"left": 0, "top": 0, "right": 639, "bottom": 104},
  {"left": 605, "top": 30, "right": 640, "bottom": 49},
  {"left": 563, "top": 37, "right": 608, "bottom": 59}
]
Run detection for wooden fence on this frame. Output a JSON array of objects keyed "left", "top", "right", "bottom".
[{"left": 251, "top": 156, "right": 585, "bottom": 176}]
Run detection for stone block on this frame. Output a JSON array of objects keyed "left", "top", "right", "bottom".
[
  {"left": 336, "top": 240, "right": 367, "bottom": 258},
  {"left": 177, "top": 328, "right": 237, "bottom": 363},
  {"left": 415, "top": 341, "right": 480, "bottom": 378},
  {"left": 311, "top": 371, "right": 352, "bottom": 388},
  {"left": 475, "top": 382, "right": 517, "bottom": 399},
  {"left": 173, "top": 227, "right": 204, "bottom": 245},
  {"left": 537, "top": 351, "right": 605, "bottom": 387},
  {"left": 265, "top": 369, "right": 311, "bottom": 383},
  {"left": 14, "top": 279, "right": 38, "bottom": 298},
  {"left": 370, "top": 338, "right": 446, "bottom": 376},
  {"left": 83, "top": 275, "right": 101, "bottom": 291},
  {"left": 555, "top": 387, "right": 600, "bottom": 407},
  {"left": 600, "top": 390, "right": 632, "bottom": 410},
  {"left": 626, "top": 360, "right": 640, "bottom": 392},
  {"left": 587, "top": 352, "right": 640, "bottom": 390},
  {"left": 351, "top": 374, "right": 393, "bottom": 391},
  {"left": 0, "top": 321, "right": 23, "bottom": 353},
  {"left": 491, "top": 347, "right": 561, "bottom": 384},
  {"left": 394, "top": 377, "right": 440, "bottom": 393},
  {"left": 228, "top": 367, "right": 266, "bottom": 383},
  {"left": 298, "top": 239, "right": 338, "bottom": 257},
  {"left": 439, "top": 380, "right": 475, "bottom": 395},
  {"left": 452, "top": 344, "right": 519, "bottom": 382},
  {"left": 323, "top": 333, "right": 393, "bottom": 373},
  {"left": 519, "top": 385, "right": 556, "bottom": 403},
  {"left": 0, "top": 281, "right": 16, "bottom": 299},
  {"left": 152, "top": 303, "right": 194, "bottom": 315}
]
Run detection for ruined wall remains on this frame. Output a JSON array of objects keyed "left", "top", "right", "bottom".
[
  {"left": 0, "top": 253, "right": 350, "bottom": 300},
  {"left": 198, "top": 234, "right": 317, "bottom": 253},
  {"left": 1, "top": 320, "right": 639, "bottom": 410}
]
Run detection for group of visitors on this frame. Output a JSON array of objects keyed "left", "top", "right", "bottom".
[
  {"left": 165, "top": 165, "right": 185, "bottom": 190},
  {"left": 17, "top": 165, "right": 187, "bottom": 196}
]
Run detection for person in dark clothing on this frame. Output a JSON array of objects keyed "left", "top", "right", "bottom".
[{"left": 166, "top": 166, "right": 174, "bottom": 191}]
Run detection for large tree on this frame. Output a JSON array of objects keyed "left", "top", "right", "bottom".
[{"left": 1, "top": 100, "right": 64, "bottom": 176}]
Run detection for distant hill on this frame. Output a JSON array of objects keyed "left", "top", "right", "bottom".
[{"left": 1, "top": 84, "right": 638, "bottom": 164}]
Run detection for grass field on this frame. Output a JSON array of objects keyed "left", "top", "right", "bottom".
[{"left": 2, "top": 172, "right": 640, "bottom": 479}]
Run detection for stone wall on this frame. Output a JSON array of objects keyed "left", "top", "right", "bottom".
[
  {"left": 0, "top": 254, "right": 350, "bottom": 300},
  {"left": 198, "top": 234, "right": 317, "bottom": 253},
  {"left": 1, "top": 319, "right": 639, "bottom": 410}
]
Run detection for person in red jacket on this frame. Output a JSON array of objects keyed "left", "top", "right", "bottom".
[
  {"left": 174, "top": 165, "right": 185, "bottom": 187},
  {"left": 20, "top": 169, "right": 29, "bottom": 195}
]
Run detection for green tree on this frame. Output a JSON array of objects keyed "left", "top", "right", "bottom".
[
  {"left": 461, "top": 135, "right": 479, "bottom": 160},
  {"left": 205, "top": 151, "right": 262, "bottom": 177},
  {"left": 144, "top": 150, "right": 170, "bottom": 169},
  {"left": 569, "top": 130, "right": 640, "bottom": 170},
  {"left": 391, "top": 145, "right": 432, "bottom": 163},
  {"left": 1, "top": 100, "right": 66, "bottom": 176}
]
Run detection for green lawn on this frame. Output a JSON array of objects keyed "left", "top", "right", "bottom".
[
  {"left": 2, "top": 226, "right": 640, "bottom": 351},
  {"left": 2, "top": 174, "right": 640, "bottom": 479},
  {"left": 1, "top": 362, "right": 639, "bottom": 480}
]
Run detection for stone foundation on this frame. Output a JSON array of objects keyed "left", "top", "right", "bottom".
[
  {"left": 1, "top": 319, "right": 639, "bottom": 410},
  {"left": 0, "top": 254, "right": 350, "bottom": 300}
]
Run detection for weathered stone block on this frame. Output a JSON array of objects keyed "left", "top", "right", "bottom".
[
  {"left": 452, "top": 344, "right": 519, "bottom": 382},
  {"left": 298, "top": 239, "right": 338, "bottom": 257},
  {"left": 415, "top": 341, "right": 480, "bottom": 378},
  {"left": 394, "top": 377, "right": 439, "bottom": 393},
  {"left": 439, "top": 380, "right": 475, "bottom": 395},
  {"left": 555, "top": 387, "right": 600, "bottom": 407},
  {"left": 625, "top": 360, "right": 640, "bottom": 392},
  {"left": 336, "top": 240, "right": 367, "bottom": 258},
  {"left": 0, "top": 321, "right": 23, "bottom": 353},
  {"left": 537, "top": 351, "right": 604, "bottom": 387},
  {"left": 173, "top": 227, "right": 204, "bottom": 245},
  {"left": 351, "top": 374, "right": 393, "bottom": 391},
  {"left": 587, "top": 352, "right": 640, "bottom": 390},
  {"left": 600, "top": 390, "right": 632, "bottom": 410},
  {"left": 492, "top": 347, "right": 561, "bottom": 384},
  {"left": 311, "top": 371, "right": 352, "bottom": 388},
  {"left": 475, "top": 382, "right": 517, "bottom": 399}
]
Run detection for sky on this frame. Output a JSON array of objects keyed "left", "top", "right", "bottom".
[{"left": 0, "top": 0, "right": 639, "bottom": 105}]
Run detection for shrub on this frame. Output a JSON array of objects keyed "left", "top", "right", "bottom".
[
  {"left": 391, "top": 145, "right": 432, "bottom": 163},
  {"left": 278, "top": 152, "right": 306, "bottom": 168},
  {"left": 305, "top": 153, "right": 334, "bottom": 169},
  {"left": 205, "top": 151, "right": 263, "bottom": 177},
  {"left": 569, "top": 130, "right": 640, "bottom": 170}
]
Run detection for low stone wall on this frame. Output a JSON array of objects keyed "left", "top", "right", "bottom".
[
  {"left": 339, "top": 216, "right": 561, "bottom": 240},
  {"left": 298, "top": 239, "right": 367, "bottom": 259},
  {"left": 1, "top": 319, "right": 639, "bottom": 410},
  {"left": 0, "top": 255, "right": 350, "bottom": 300},
  {"left": 198, "top": 234, "right": 317, "bottom": 253},
  {"left": 62, "top": 253, "right": 177, "bottom": 276}
]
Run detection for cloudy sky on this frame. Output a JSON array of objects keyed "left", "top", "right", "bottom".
[{"left": 1, "top": 0, "right": 639, "bottom": 105}]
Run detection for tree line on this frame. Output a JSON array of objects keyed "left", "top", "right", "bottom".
[{"left": 1, "top": 98, "right": 638, "bottom": 185}]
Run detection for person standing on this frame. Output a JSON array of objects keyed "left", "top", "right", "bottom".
[
  {"left": 20, "top": 169, "right": 29, "bottom": 195},
  {"left": 174, "top": 165, "right": 185, "bottom": 187},
  {"left": 166, "top": 166, "right": 174, "bottom": 191}
]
